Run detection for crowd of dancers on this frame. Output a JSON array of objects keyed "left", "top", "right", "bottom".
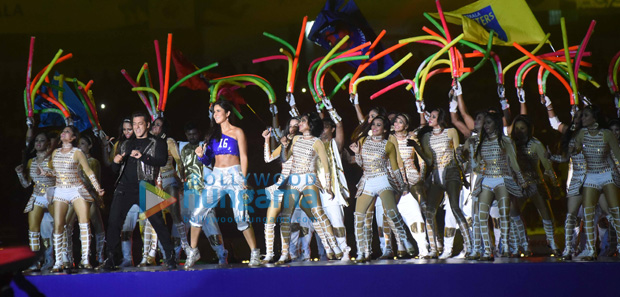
[{"left": 16, "top": 79, "right": 620, "bottom": 272}]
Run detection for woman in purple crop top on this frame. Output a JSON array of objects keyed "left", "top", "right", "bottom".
[{"left": 188, "top": 99, "right": 261, "bottom": 267}]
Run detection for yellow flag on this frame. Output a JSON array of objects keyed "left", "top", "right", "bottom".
[{"left": 430, "top": 0, "right": 546, "bottom": 46}]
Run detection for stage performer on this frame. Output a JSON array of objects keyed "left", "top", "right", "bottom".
[
  {"left": 192, "top": 100, "right": 261, "bottom": 266},
  {"left": 349, "top": 115, "right": 413, "bottom": 262},
  {"left": 98, "top": 112, "right": 176, "bottom": 270},
  {"left": 41, "top": 126, "right": 104, "bottom": 271}
]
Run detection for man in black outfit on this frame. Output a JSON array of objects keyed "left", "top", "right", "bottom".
[{"left": 98, "top": 112, "right": 176, "bottom": 270}]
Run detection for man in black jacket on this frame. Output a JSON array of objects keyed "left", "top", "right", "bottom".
[{"left": 98, "top": 112, "right": 176, "bottom": 270}]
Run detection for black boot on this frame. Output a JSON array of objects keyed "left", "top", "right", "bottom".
[
  {"left": 96, "top": 252, "right": 117, "bottom": 271},
  {"left": 164, "top": 251, "right": 177, "bottom": 270}
]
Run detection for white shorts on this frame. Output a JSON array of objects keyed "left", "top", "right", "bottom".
[
  {"left": 287, "top": 173, "right": 319, "bottom": 192},
  {"left": 583, "top": 171, "right": 614, "bottom": 191},
  {"left": 53, "top": 186, "right": 93, "bottom": 204},
  {"left": 360, "top": 175, "right": 393, "bottom": 198},
  {"left": 482, "top": 177, "right": 505, "bottom": 192},
  {"left": 190, "top": 165, "right": 250, "bottom": 230}
]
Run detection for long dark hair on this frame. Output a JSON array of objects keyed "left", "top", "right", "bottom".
[
  {"left": 302, "top": 112, "right": 324, "bottom": 138},
  {"left": 355, "top": 115, "right": 390, "bottom": 143},
  {"left": 351, "top": 106, "right": 387, "bottom": 142},
  {"left": 560, "top": 110, "right": 581, "bottom": 152},
  {"left": 205, "top": 99, "right": 234, "bottom": 144},
  {"left": 511, "top": 114, "right": 533, "bottom": 147},
  {"left": 476, "top": 111, "right": 504, "bottom": 158},
  {"left": 583, "top": 105, "right": 607, "bottom": 130},
  {"left": 153, "top": 117, "right": 170, "bottom": 139},
  {"left": 66, "top": 125, "right": 80, "bottom": 147},
  {"left": 283, "top": 116, "right": 301, "bottom": 139},
  {"left": 117, "top": 118, "right": 132, "bottom": 142},
  {"left": 417, "top": 108, "right": 447, "bottom": 140},
  {"left": 22, "top": 131, "right": 53, "bottom": 181}
]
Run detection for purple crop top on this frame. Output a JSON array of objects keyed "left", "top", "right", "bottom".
[{"left": 197, "top": 134, "right": 240, "bottom": 165}]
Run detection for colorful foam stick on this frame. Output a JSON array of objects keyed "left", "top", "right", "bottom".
[
  {"left": 154, "top": 40, "right": 164, "bottom": 98},
  {"left": 328, "top": 73, "right": 353, "bottom": 99},
  {"left": 161, "top": 33, "right": 173, "bottom": 112},
  {"left": 132, "top": 87, "right": 160, "bottom": 106},
  {"left": 335, "top": 42, "right": 371, "bottom": 60},
  {"left": 317, "top": 35, "right": 350, "bottom": 75},
  {"left": 136, "top": 63, "right": 147, "bottom": 84},
  {"left": 211, "top": 74, "right": 276, "bottom": 102},
  {"left": 31, "top": 49, "right": 64, "bottom": 106},
  {"left": 252, "top": 55, "right": 288, "bottom": 64},
  {"left": 370, "top": 79, "right": 415, "bottom": 100},
  {"left": 71, "top": 80, "right": 96, "bottom": 126},
  {"left": 168, "top": 62, "right": 219, "bottom": 94},
  {"left": 143, "top": 64, "right": 158, "bottom": 116},
  {"left": 280, "top": 48, "right": 294, "bottom": 91},
  {"left": 614, "top": 57, "right": 620, "bottom": 93},
  {"left": 121, "top": 69, "right": 154, "bottom": 117},
  {"left": 353, "top": 53, "right": 413, "bottom": 94},
  {"left": 560, "top": 18, "right": 578, "bottom": 105},
  {"left": 210, "top": 75, "right": 275, "bottom": 104},
  {"left": 288, "top": 16, "right": 308, "bottom": 93},
  {"left": 418, "top": 35, "right": 464, "bottom": 100},
  {"left": 315, "top": 55, "right": 369, "bottom": 98},
  {"left": 84, "top": 80, "right": 94, "bottom": 93},
  {"left": 25, "top": 36, "right": 35, "bottom": 117},
  {"left": 78, "top": 86, "right": 102, "bottom": 130},
  {"left": 503, "top": 33, "right": 550, "bottom": 75},
  {"left": 574, "top": 20, "right": 596, "bottom": 88},
  {"left": 513, "top": 42, "right": 576, "bottom": 105},
  {"left": 262, "top": 32, "right": 295, "bottom": 55},
  {"left": 607, "top": 51, "right": 620, "bottom": 93},
  {"left": 351, "top": 43, "right": 409, "bottom": 93},
  {"left": 30, "top": 53, "right": 74, "bottom": 98},
  {"left": 435, "top": 0, "right": 458, "bottom": 78},
  {"left": 38, "top": 91, "right": 70, "bottom": 119}
]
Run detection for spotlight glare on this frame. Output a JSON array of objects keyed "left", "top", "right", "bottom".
[
  {"left": 301, "top": 87, "right": 307, "bottom": 93},
  {"left": 100, "top": 104, "right": 106, "bottom": 109}
]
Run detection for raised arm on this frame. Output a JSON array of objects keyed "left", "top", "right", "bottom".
[{"left": 351, "top": 93, "right": 365, "bottom": 124}]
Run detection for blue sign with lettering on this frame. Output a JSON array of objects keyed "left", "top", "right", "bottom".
[{"left": 463, "top": 5, "right": 507, "bottom": 42}]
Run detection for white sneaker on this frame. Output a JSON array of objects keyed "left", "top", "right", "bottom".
[{"left": 249, "top": 249, "right": 261, "bottom": 266}]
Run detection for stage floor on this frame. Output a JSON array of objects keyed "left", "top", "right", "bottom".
[{"left": 11, "top": 256, "right": 620, "bottom": 297}]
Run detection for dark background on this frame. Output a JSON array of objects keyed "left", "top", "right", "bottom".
[{"left": 2, "top": 0, "right": 619, "bottom": 261}]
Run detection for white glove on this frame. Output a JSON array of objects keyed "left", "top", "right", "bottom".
[
  {"left": 26, "top": 117, "right": 34, "bottom": 128},
  {"left": 452, "top": 80, "right": 462, "bottom": 96},
  {"left": 269, "top": 104, "right": 278, "bottom": 116},
  {"left": 65, "top": 117, "right": 74, "bottom": 126},
  {"left": 570, "top": 105, "right": 579, "bottom": 119},
  {"left": 322, "top": 97, "right": 334, "bottom": 110},
  {"left": 497, "top": 84, "right": 505, "bottom": 99},
  {"left": 286, "top": 93, "right": 296, "bottom": 106},
  {"left": 424, "top": 111, "right": 430, "bottom": 122},
  {"left": 517, "top": 88, "right": 526, "bottom": 103},
  {"left": 415, "top": 100, "right": 425, "bottom": 114},
  {"left": 449, "top": 99, "right": 458, "bottom": 113},
  {"left": 543, "top": 95, "right": 552, "bottom": 107},
  {"left": 581, "top": 95, "right": 591, "bottom": 107},
  {"left": 500, "top": 99, "right": 510, "bottom": 111},
  {"left": 315, "top": 103, "right": 322, "bottom": 113},
  {"left": 349, "top": 93, "right": 359, "bottom": 105}
]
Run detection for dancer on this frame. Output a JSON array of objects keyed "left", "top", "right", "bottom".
[
  {"left": 180, "top": 122, "right": 228, "bottom": 265},
  {"left": 278, "top": 112, "right": 342, "bottom": 262},
  {"left": 16, "top": 131, "right": 55, "bottom": 271},
  {"left": 392, "top": 112, "right": 431, "bottom": 258},
  {"left": 262, "top": 117, "right": 299, "bottom": 263},
  {"left": 42, "top": 126, "right": 104, "bottom": 271},
  {"left": 319, "top": 98, "right": 351, "bottom": 260},
  {"left": 77, "top": 134, "right": 106, "bottom": 264},
  {"left": 192, "top": 100, "right": 260, "bottom": 267},
  {"left": 150, "top": 117, "right": 191, "bottom": 260},
  {"left": 98, "top": 112, "right": 176, "bottom": 270},
  {"left": 419, "top": 108, "right": 472, "bottom": 258},
  {"left": 471, "top": 111, "right": 524, "bottom": 260},
  {"left": 349, "top": 115, "right": 413, "bottom": 262},
  {"left": 573, "top": 105, "right": 620, "bottom": 260},
  {"left": 510, "top": 115, "right": 560, "bottom": 255}
]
